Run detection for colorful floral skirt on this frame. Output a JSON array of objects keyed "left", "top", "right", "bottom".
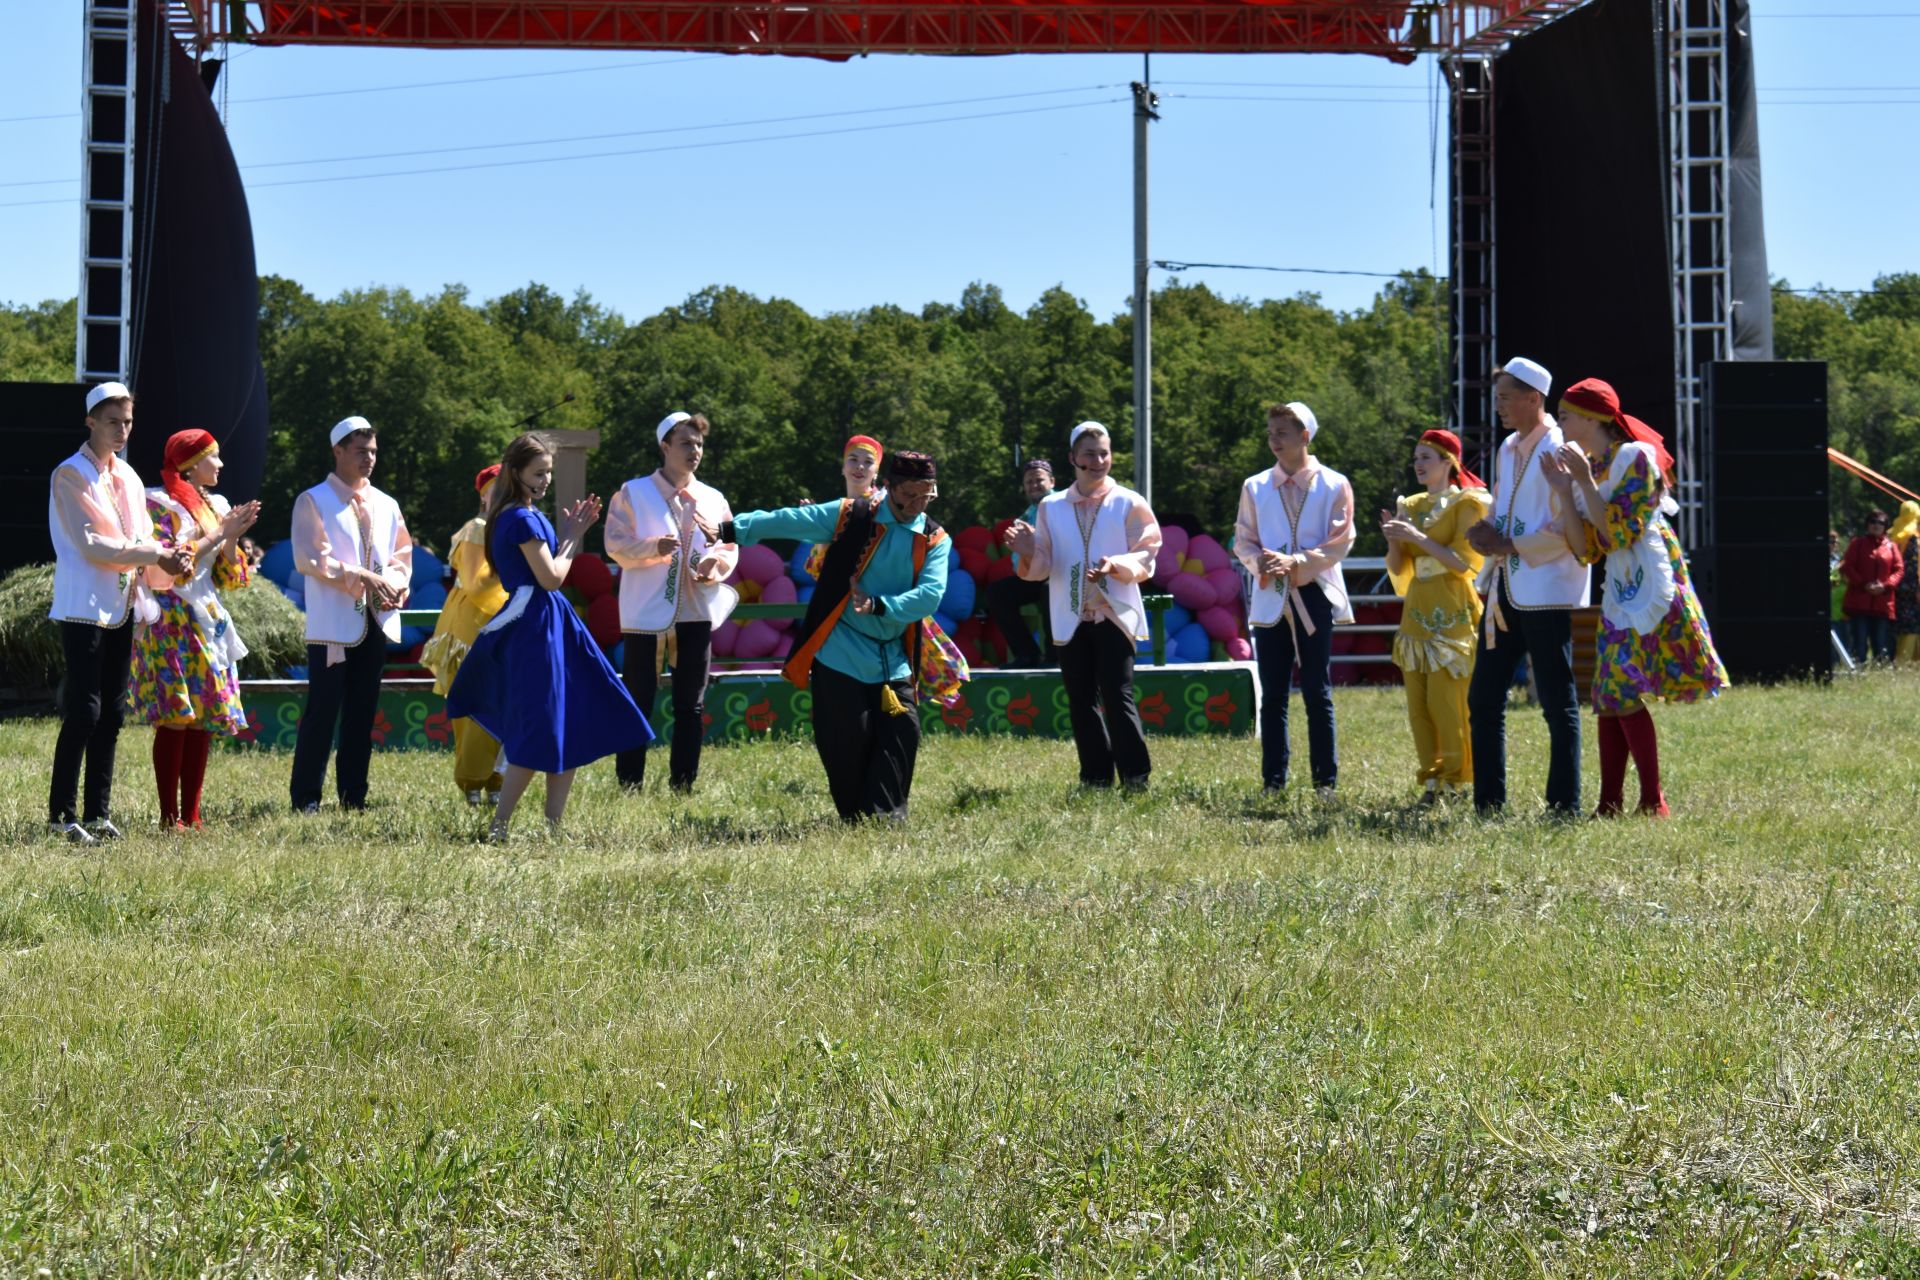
[
  {"left": 130, "top": 590, "right": 248, "bottom": 734},
  {"left": 1590, "top": 533, "right": 1728, "bottom": 714}
]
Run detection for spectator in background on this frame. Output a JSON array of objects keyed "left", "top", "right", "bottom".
[
  {"left": 238, "top": 536, "right": 264, "bottom": 574},
  {"left": 1890, "top": 500, "right": 1920, "bottom": 665},
  {"left": 1840, "top": 509, "right": 1903, "bottom": 664},
  {"left": 987, "top": 458, "right": 1057, "bottom": 667}
]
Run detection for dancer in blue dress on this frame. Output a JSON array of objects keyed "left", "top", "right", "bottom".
[{"left": 447, "top": 432, "right": 653, "bottom": 839}]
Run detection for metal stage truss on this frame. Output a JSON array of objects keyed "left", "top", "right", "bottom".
[
  {"left": 78, "top": 0, "right": 140, "bottom": 384},
  {"left": 1445, "top": 52, "right": 1495, "bottom": 473},
  {"left": 170, "top": 2, "right": 1592, "bottom": 57}
]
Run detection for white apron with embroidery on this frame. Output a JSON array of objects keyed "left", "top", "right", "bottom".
[{"left": 1572, "top": 441, "right": 1676, "bottom": 635}]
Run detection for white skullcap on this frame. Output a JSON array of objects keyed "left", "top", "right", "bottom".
[
  {"left": 85, "top": 382, "right": 131, "bottom": 413},
  {"left": 330, "top": 415, "right": 373, "bottom": 447},
  {"left": 1280, "top": 401, "right": 1320, "bottom": 442},
  {"left": 1498, "top": 356, "right": 1552, "bottom": 397},
  {"left": 1069, "top": 420, "right": 1108, "bottom": 449},
  {"left": 657, "top": 411, "right": 692, "bottom": 442}
]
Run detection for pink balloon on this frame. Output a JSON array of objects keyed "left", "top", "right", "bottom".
[
  {"left": 710, "top": 619, "right": 740, "bottom": 656},
  {"left": 1159, "top": 524, "right": 1191, "bottom": 562},
  {"left": 737, "top": 543, "right": 786, "bottom": 585},
  {"left": 1167, "top": 572, "right": 1216, "bottom": 611},
  {"left": 1187, "top": 534, "right": 1231, "bottom": 573},
  {"left": 759, "top": 574, "right": 798, "bottom": 631},
  {"left": 1224, "top": 636, "right": 1253, "bottom": 661},
  {"left": 735, "top": 618, "right": 780, "bottom": 659},
  {"left": 1205, "top": 567, "right": 1244, "bottom": 611},
  {"left": 1198, "top": 605, "right": 1241, "bottom": 643},
  {"left": 774, "top": 633, "right": 794, "bottom": 659}
]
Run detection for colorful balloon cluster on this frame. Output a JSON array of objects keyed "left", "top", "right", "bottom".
[{"left": 1149, "top": 526, "right": 1254, "bottom": 663}]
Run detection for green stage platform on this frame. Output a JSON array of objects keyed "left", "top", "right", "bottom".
[{"left": 229, "top": 663, "right": 1256, "bottom": 751}]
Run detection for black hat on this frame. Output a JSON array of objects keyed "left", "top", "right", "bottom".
[{"left": 888, "top": 451, "right": 937, "bottom": 482}]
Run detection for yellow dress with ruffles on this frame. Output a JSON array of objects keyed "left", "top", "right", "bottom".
[
  {"left": 421, "top": 516, "right": 509, "bottom": 696},
  {"left": 1387, "top": 486, "right": 1490, "bottom": 678}
]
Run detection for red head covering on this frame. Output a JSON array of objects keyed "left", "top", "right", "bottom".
[
  {"left": 474, "top": 463, "right": 501, "bottom": 495},
  {"left": 161, "top": 429, "right": 219, "bottom": 533},
  {"left": 1417, "top": 428, "right": 1485, "bottom": 491},
  {"left": 1558, "top": 377, "right": 1675, "bottom": 482},
  {"left": 844, "top": 435, "right": 883, "bottom": 464}
]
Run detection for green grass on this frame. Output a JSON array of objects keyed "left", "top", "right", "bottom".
[{"left": 2, "top": 672, "right": 1919, "bottom": 1277}]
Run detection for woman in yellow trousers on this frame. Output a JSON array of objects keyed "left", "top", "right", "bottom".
[
  {"left": 1381, "top": 429, "right": 1490, "bottom": 804},
  {"left": 422, "top": 465, "right": 510, "bottom": 804}
]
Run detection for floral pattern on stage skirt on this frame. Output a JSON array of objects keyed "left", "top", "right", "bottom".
[{"left": 130, "top": 589, "right": 248, "bottom": 735}]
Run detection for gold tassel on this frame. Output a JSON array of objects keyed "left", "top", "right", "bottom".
[{"left": 880, "top": 684, "right": 910, "bottom": 717}]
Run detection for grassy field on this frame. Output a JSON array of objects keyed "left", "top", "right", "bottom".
[{"left": 2, "top": 672, "right": 1918, "bottom": 1278}]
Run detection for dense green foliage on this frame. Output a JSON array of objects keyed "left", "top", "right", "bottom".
[
  {"left": 9, "top": 270, "right": 1918, "bottom": 551},
  {"left": 2, "top": 674, "right": 1918, "bottom": 1275}
]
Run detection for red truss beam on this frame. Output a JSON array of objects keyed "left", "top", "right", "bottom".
[{"left": 179, "top": 1, "right": 1592, "bottom": 57}]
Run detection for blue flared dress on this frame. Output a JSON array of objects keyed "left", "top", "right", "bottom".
[{"left": 445, "top": 505, "right": 654, "bottom": 773}]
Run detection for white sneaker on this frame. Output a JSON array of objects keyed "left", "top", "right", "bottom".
[
  {"left": 84, "top": 818, "right": 125, "bottom": 841},
  {"left": 48, "top": 821, "right": 97, "bottom": 845},
  {"left": 464, "top": 789, "right": 485, "bottom": 806}
]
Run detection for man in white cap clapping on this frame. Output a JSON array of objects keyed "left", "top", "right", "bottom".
[
  {"left": 46, "top": 382, "right": 193, "bottom": 841},
  {"left": 603, "top": 411, "right": 738, "bottom": 793},
  {"left": 1464, "top": 357, "right": 1590, "bottom": 816},
  {"left": 288, "top": 415, "right": 414, "bottom": 812}
]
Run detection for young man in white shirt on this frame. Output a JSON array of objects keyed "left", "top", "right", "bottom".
[
  {"left": 288, "top": 417, "right": 414, "bottom": 812},
  {"left": 46, "top": 383, "right": 191, "bottom": 842},
  {"left": 1465, "top": 357, "right": 1591, "bottom": 815}
]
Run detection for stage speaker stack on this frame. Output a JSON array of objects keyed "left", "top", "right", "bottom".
[
  {"left": 0, "top": 382, "right": 91, "bottom": 581},
  {"left": 1696, "top": 360, "right": 1830, "bottom": 681}
]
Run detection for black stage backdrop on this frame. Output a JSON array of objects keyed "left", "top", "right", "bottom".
[
  {"left": 1494, "top": 0, "right": 1674, "bottom": 436},
  {"left": 125, "top": 0, "right": 267, "bottom": 501}
]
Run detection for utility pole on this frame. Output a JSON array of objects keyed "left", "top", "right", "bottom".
[{"left": 1131, "top": 64, "right": 1159, "bottom": 502}]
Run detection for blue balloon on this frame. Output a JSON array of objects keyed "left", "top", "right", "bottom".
[
  {"left": 396, "top": 626, "right": 429, "bottom": 651},
  {"left": 790, "top": 543, "right": 820, "bottom": 582},
  {"left": 939, "top": 568, "right": 977, "bottom": 620},
  {"left": 1172, "top": 621, "right": 1211, "bottom": 663},
  {"left": 259, "top": 538, "right": 296, "bottom": 587},
  {"left": 795, "top": 583, "right": 815, "bottom": 604},
  {"left": 1162, "top": 602, "right": 1193, "bottom": 637},
  {"left": 411, "top": 547, "right": 446, "bottom": 594},
  {"left": 278, "top": 578, "right": 306, "bottom": 610},
  {"left": 408, "top": 576, "right": 447, "bottom": 612},
  {"left": 610, "top": 641, "right": 625, "bottom": 670},
  {"left": 933, "top": 612, "right": 960, "bottom": 637},
  {"left": 285, "top": 664, "right": 308, "bottom": 681}
]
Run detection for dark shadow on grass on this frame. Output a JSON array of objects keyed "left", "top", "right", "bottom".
[
  {"left": 949, "top": 784, "right": 1010, "bottom": 814},
  {"left": 664, "top": 811, "right": 839, "bottom": 847}
]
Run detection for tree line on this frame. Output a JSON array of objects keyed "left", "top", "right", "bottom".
[{"left": 4, "top": 271, "right": 1916, "bottom": 556}]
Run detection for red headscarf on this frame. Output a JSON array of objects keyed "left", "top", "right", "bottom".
[
  {"left": 844, "top": 435, "right": 883, "bottom": 464},
  {"left": 1558, "top": 377, "right": 1675, "bottom": 481},
  {"left": 474, "top": 463, "right": 501, "bottom": 495},
  {"left": 1417, "top": 428, "right": 1485, "bottom": 491},
  {"left": 161, "top": 429, "right": 219, "bottom": 534}
]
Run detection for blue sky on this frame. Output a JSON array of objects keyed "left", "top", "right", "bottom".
[{"left": 2, "top": 0, "right": 1915, "bottom": 327}]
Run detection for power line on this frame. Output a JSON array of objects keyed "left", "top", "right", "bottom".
[
  {"left": 0, "top": 53, "right": 718, "bottom": 125},
  {"left": 240, "top": 96, "right": 1127, "bottom": 192},
  {"left": 1156, "top": 259, "right": 1417, "bottom": 279}
]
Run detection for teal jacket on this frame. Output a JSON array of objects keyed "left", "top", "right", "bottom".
[{"left": 732, "top": 499, "right": 951, "bottom": 684}]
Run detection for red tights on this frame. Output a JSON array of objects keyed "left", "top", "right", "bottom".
[
  {"left": 1596, "top": 706, "right": 1668, "bottom": 817},
  {"left": 153, "top": 727, "right": 212, "bottom": 828}
]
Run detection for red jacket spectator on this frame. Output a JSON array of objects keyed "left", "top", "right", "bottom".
[{"left": 1841, "top": 525, "right": 1903, "bottom": 621}]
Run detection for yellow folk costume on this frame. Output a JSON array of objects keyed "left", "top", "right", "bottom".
[
  {"left": 421, "top": 468, "right": 510, "bottom": 798},
  {"left": 1386, "top": 431, "right": 1489, "bottom": 795}
]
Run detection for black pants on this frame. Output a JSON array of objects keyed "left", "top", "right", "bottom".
[
  {"left": 1253, "top": 583, "right": 1338, "bottom": 789},
  {"left": 1467, "top": 582, "right": 1581, "bottom": 814},
  {"left": 618, "top": 622, "right": 712, "bottom": 790},
  {"left": 810, "top": 662, "right": 921, "bottom": 821},
  {"left": 984, "top": 573, "right": 1050, "bottom": 665},
  {"left": 49, "top": 618, "right": 135, "bottom": 824},
  {"left": 290, "top": 632, "right": 386, "bottom": 810},
  {"left": 1058, "top": 619, "right": 1151, "bottom": 787}
]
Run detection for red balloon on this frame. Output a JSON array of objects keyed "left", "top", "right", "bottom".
[
  {"left": 991, "top": 518, "right": 1015, "bottom": 545},
  {"left": 955, "top": 525, "right": 993, "bottom": 552},
  {"left": 566, "top": 551, "right": 613, "bottom": 600},
  {"left": 585, "top": 593, "right": 622, "bottom": 650},
  {"left": 985, "top": 555, "right": 1018, "bottom": 584},
  {"left": 958, "top": 548, "right": 991, "bottom": 583}
]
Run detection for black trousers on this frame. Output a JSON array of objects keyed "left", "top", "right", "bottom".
[
  {"left": 1058, "top": 619, "right": 1151, "bottom": 787},
  {"left": 810, "top": 662, "right": 921, "bottom": 821},
  {"left": 984, "top": 573, "right": 1050, "bottom": 664},
  {"left": 290, "top": 632, "right": 387, "bottom": 810},
  {"left": 1253, "top": 583, "right": 1338, "bottom": 789},
  {"left": 1467, "top": 580, "right": 1581, "bottom": 814},
  {"left": 49, "top": 618, "right": 135, "bottom": 824},
  {"left": 617, "top": 622, "right": 712, "bottom": 790}
]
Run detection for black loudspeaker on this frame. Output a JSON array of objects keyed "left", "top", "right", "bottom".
[
  {"left": 1697, "top": 361, "right": 1830, "bottom": 681},
  {"left": 0, "top": 381, "right": 92, "bottom": 581}
]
